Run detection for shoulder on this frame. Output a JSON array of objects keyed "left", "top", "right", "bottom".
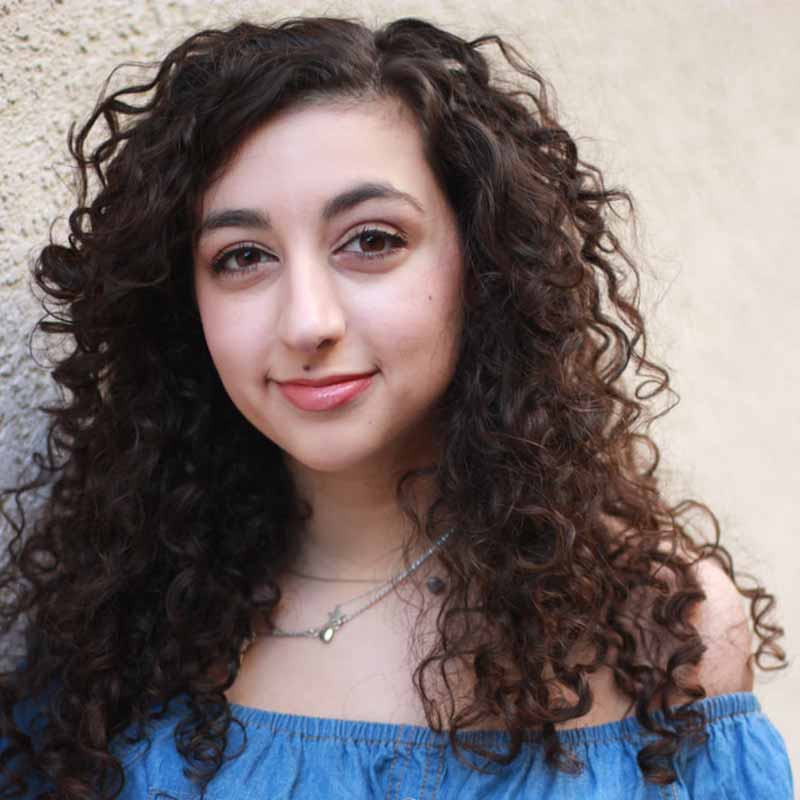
[
  {"left": 552, "top": 545, "right": 755, "bottom": 730},
  {"left": 601, "top": 519, "right": 755, "bottom": 697},
  {"left": 619, "top": 520, "right": 757, "bottom": 698},
  {"left": 686, "top": 554, "right": 755, "bottom": 696}
]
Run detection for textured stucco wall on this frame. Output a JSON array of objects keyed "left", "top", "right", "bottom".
[{"left": 1, "top": 0, "right": 798, "bottom": 774}]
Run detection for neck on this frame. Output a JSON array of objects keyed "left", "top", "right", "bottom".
[{"left": 283, "top": 450, "right": 440, "bottom": 582}]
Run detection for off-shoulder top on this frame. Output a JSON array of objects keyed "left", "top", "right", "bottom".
[{"left": 6, "top": 689, "right": 794, "bottom": 798}]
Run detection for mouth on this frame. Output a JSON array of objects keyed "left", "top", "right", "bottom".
[
  {"left": 276, "top": 372, "right": 377, "bottom": 412},
  {"left": 278, "top": 371, "right": 377, "bottom": 388}
]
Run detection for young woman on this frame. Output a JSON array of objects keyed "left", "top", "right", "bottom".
[{"left": 0, "top": 15, "right": 793, "bottom": 800}]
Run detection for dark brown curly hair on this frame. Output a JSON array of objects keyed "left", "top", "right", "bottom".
[{"left": 0, "top": 14, "right": 787, "bottom": 800}]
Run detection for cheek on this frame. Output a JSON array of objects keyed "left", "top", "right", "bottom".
[
  {"left": 365, "top": 267, "right": 463, "bottom": 379},
  {"left": 196, "top": 294, "right": 263, "bottom": 379},
  {"left": 198, "top": 299, "right": 229, "bottom": 360}
]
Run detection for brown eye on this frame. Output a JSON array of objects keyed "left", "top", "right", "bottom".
[
  {"left": 341, "top": 227, "right": 407, "bottom": 260},
  {"left": 234, "top": 247, "right": 264, "bottom": 267},
  {"left": 211, "top": 244, "right": 272, "bottom": 276},
  {"left": 360, "top": 231, "right": 390, "bottom": 254}
]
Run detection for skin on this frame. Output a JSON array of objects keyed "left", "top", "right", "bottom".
[{"left": 193, "top": 96, "right": 464, "bottom": 584}]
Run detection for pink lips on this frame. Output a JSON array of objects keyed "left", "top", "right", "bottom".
[{"left": 277, "top": 373, "right": 376, "bottom": 412}]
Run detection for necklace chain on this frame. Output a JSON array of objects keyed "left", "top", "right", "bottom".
[
  {"left": 240, "top": 528, "right": 452, "bottom": 651},
  {"left": 285, "top": 569, "right": 383, "bottom": 584}
]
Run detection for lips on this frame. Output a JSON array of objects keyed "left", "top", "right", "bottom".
[
  {"left": 277, "top": 372, "right": 376, "bottom": 412},
  {"left": 280, "top": 372, "right": 376, "bottom": 387}
]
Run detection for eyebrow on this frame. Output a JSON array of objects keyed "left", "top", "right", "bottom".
[{"left": 196, "top": 181, "right": 425, "bottom": 241}]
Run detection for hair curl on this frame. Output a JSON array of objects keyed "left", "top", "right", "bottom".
[{"left": 0, "top": 14, "right": 787, "bottom": 799}]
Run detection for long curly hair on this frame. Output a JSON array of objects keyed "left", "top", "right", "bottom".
[{"left": 0, "top": 15, "right": 787, "bottom": 799}]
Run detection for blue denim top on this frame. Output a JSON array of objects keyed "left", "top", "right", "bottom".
[{"left": 7, "top": 689, "right": 794, "bottom": 798}]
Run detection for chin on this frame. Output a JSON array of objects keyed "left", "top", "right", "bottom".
[
  {"left": 286, "top": 453, "right": 373, "bottom": 476},
  {"left": 278, "top": 432, "right": 398, "bottom": 476}
]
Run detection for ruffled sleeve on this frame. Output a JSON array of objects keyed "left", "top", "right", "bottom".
[{"left": 670, "top": 692, "right": 794, "bottom": 799}]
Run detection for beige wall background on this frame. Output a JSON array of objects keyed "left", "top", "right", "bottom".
[{"left": 1, "top": 0, "right": 797, "bottom": 779}]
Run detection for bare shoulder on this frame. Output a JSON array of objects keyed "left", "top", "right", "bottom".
[
  {"left": 599, "top": 551, "right": 753, "bottom": 727},
  {"left": 552, "top": 542, "right": 756, "bottom": 730},
  {"left": 601, "top": 516, "right": 755, "bottom": 698},
  {"left": 686, "top": 554, "right": 755, "bottom": 695},
  {"left": 609, "top": 515, "right": 757, "bottom": 698}
]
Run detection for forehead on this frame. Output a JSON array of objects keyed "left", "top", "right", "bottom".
[{"left": 199, "top": 97, "right": 441, "bottom": 218}]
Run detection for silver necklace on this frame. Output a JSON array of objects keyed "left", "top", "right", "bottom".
[
  {"left": 241, "top": 528, "right": 452, "bottom": 651},
  {"left": 285, "top": 569, "right": 383, "bottom": 583}
]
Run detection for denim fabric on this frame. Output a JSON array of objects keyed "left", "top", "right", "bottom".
[{"left": 6, "top": 691, "right": 794, "bottom": 798}]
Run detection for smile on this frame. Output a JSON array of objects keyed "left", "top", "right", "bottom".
[{"left": 277, "top": 373, "right": 376, "bottom": 412}]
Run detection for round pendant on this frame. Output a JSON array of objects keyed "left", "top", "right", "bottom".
[
  {"left": 426, "top": 576, "right": 446, "bottom": 594},
  {"left": 319, "top": 626, "right": 335, "bottom": 643}
]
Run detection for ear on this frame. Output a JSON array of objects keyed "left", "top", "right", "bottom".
[{"left": 688, "top": 556, "right": 755, "bottom": 696}]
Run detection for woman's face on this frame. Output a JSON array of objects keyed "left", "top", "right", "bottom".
[{"left": 193, "top": 97, "right": 464, "bottom": 475}]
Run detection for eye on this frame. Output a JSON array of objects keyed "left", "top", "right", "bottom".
[
  {"left": 339, "top": 227, "right": 408, "bottom": 261},
  {"left": 210, "top": 244, "right": 273, "bottom": 276}
]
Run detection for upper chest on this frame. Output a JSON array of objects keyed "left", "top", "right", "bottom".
[
  {"left": 223, "top": 584, "right": 643, "bottom": 731},
  {"left": 225, "top": 584, "right": 436, "bottom": 725}
]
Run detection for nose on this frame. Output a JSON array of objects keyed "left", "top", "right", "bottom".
[{"left": 276, "top": 253, "right": 347, "bottom": 354}]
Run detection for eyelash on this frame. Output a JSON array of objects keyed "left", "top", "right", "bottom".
[{"left": 209, "top": 226, "right": 409, "bottom": 277}]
